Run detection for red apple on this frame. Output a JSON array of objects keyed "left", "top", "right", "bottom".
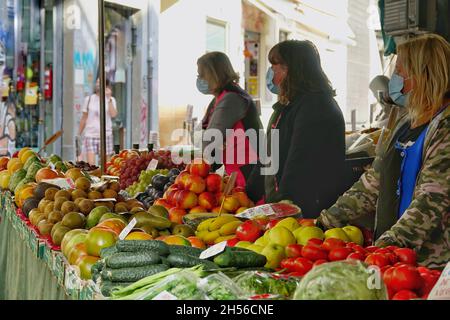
[
  {"left": 198, "top": 192, "right": 217, "bottom": 210},
  {"left": 175, "top": 190, "right": 198, "bottom": 210},
  {"left": 185, "top": 175, "right": 206, "bottom": 194},
  {"left": 322, "top": 238, "right": 346, "bottom": 251},
  {"left": 222, "top": 196, "right": 240, "bottom": 213},
  {"left": 205, "top": 174, "right": 223, "bottom": 193},
  {"left": 189, "top": 159, "right": 211, "bottom": 178},
  {"left": 285, "top": 244, "right": 304, "bottom": 258},
  {"left": 175, "top": 172, "right": 191, "bottom": 189},
  {"left": 189, "top": 206, "right": 208, "bottom": 214},
  {"left": 235, "top": 220, "right": 263, "bottom": 242},
  {"left": 168, "top": 207, "right": 187, "bottom": 224},
  {"left": 233, "top": 192, "right": 251, "bottom": 208}
]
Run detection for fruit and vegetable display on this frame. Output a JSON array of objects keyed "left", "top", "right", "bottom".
[{"left": 0, "top": 147, "right": 446, "bottom": 301}]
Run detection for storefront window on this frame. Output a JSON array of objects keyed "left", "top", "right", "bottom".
[{"left": 206, "top": 19, "right": 227, "bottom": 53}]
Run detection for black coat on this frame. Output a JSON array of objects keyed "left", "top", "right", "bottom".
[{"left": 246, "top": 92, "right": 346, "bottom": 218}]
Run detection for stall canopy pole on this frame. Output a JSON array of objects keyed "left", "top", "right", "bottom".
[{"left": 98, "top": 0, "right": 107, "bottom": 174}]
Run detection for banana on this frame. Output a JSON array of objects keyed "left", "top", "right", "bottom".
[
  {"left": 214, "top": 235, "right": 237, "bottom": 244},
  {"left": 219, "top": 220, "right": 243, "bottom": 236},
  {"left": 197, "top": 218, "right": 216, "bottom": 231},
  {"left": 203, "top": 230, "right": 221, "bottom": 245},
  {"left": 208, "top": 215, "right": 239, "bottom": 231},
  {"left": 195, "top": 230, "right": 210, "bottom": 240}
]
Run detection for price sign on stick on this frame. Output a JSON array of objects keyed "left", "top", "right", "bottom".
[
  {"left": 119, "top": 218, "right": 137, "bottom": 240},
  {"left": 218, "top": 172, "right": 237, "bottom": 216},
  {"left": 147, "top": 159, "right": 159, "bottom": 171}
]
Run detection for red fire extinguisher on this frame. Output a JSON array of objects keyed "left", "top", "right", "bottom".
[{"left": 44, "top": 64, "right": 52, "bottom": 100}]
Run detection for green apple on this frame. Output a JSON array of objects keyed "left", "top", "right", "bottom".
[
  {"left": 292, "top": 226, "right": 306, "bottom": 239},
  {"left": 235, "top": 241, "right": 253, "bottom": 249},
  {"left": 276, "top": 217, "right": 300, "bottom": 232},
  {"left": 269, "top": 226, "right": 296, "bottom": 246},
  {"left": 263, "top": 229, "right": 271, "bottom": 243},
  {"left": 295, "top": 226, "right": 325, "bottom": 245},
  {"left": 254, "top": 236, "right": 267, "bottom": 247},
  {"left": 342, "top": 226, "right": 364, "bottom": 245},
  {"left": 247, "top": 244, "right": 264, "bottom": 254},
  {"left": 261, "top": 243, "right": 286, "bottom": 269},
  {"left": 324, "top": 228, "right": 350, "bottom": 242}
]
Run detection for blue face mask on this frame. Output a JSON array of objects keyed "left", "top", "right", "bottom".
[
  {"left": 266, "top": 68, "right": 280, "bottom": 95},
  {"left": 196, "top": 77, "right": 210, "bottom": 95},
  {"left": 389, "top": 73, "right": 410, "bottom": 107}
]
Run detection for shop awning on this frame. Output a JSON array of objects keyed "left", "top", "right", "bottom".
[{"left": 160, "top": 0, "right": 179, "bottom": 13}]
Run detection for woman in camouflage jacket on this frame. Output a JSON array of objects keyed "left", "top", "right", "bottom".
[{"left": 317, "top": 34, "right": 450, "bottom": 269}]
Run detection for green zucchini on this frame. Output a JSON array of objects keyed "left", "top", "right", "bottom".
[
  {"left": 166, "top": 253, "right": 218, "bottom": 270},
  {"left": 101, "top": 264, "right": 169, "bottom": 282},
  {"left": 100, "top": 245, "right": 118, "bottom": 259},
  {"left": 116, "top": 240, "right": 169, "bottom": 256},
  {"left": 105, "top": 252, "right": 161, "bottom": 269},
  {"left": 213, "top": 248, "right": 267, "bottom": 268},
  {"left": 168, "top": 245, "right": 203, "bottom": 257}
]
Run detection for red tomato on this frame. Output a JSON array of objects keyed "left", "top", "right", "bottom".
[
  {"left": 431, "top": 270, "right": 442, "bottom": 278},
  {"left": 346, "top": 252, "right": 366, "bottom": 261},
  {"left": 280, "top": 258, "right": 295, "bottom": 271},
  {"left": 364, "top": 253, "right": 390, "bottom": 268},
  {"left": 322, "top": 238, "right": 346, "bottom": 251},
  {"left": 380, "top": 265, "right": 392, "bottom": 276},
  {"left": 345, "top": 242, "right": 357, "bottom": 248},
  {"left": 419, "top": 272, "right": 440, "bottom": 296},
  {"left": 313, "top": 259, "right": 328, "bottom": 267},
  {"left": 351, "top": 244, "right": 367, "bottom": 255},
  {"left": 328, "top": 247, "right": 352, "bottom": 261},
  {"left": 365, "top": 246, "right": 380, "bottom": 253},
  {"left": 288, "top": 272, "right": 304, "bottom": 277},
  {"left": 385, "top": 245, "right": 400, "bottom": 252},
  {"left": 235, "top": 220, "right": 263, "bottom": 242},
  {"left": 394, "top": 262, "right": 408, "bottom": 267},
  {"left": 394, "top": 248, "right": 417, "bottom": 266},
  {"left": 306, "top": 238, "right": 324, "bottom": 246},
  {"left": 375, "top": 248, "right": 391, "bottom": 255},
  {"left": 383, "top": 266, "right": 395, "bottom": 287},
  {"left": 292, "top": 257, "right": 313, "bottom": 276},
  {"left": 392, "top": 290, "right": 419, "bottom": 300},
  {"left": 389, "top": 265, "right": 423, "bottom": 293},
  {"left": 285, "top": 244, "right": 303, "bottom": 258},
  {"left": 301, "top": 244, "right": 328, "bottom": 261},
  {"left": 266, "top": 219, "right": 280, "bottom": 230},
  {"left": 417, "top": 266, "right": 430, "bottom": 274},
  {"left": 226, "top": 237, "right": 239, "bottom": 247}
]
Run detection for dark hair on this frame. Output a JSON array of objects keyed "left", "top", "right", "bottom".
[
  {"left": 269, "top": 40, "right": 335, "bottom": 104},
  {"left": 197, "top": 52, "right": 239, "bottom": 95}
]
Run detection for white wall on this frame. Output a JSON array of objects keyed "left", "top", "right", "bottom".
[{"left": 158, "top": 0, "right": 244, "bottom": 122}]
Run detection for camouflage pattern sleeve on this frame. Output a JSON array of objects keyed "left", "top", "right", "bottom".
[
  {"left": 317, "top": 164, "right": 380, "bottom": 228},
  {"left": 375, "top": 115, "right": 450, "bottom": 268}
]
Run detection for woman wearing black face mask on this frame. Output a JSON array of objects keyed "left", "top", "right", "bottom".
[
  {"left": 197, "top": 52, "right": 263, "bottom": 189},
  {"left": 246, "top": 40, "right": 346, "bottom": 218}
]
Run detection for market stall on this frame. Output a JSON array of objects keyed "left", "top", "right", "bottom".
[{"left": 0, "top": 146, "right": 446, "bottom": 301}]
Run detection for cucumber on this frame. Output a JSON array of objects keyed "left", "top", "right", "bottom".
[
  {"left": 100, "top": 281, "right": 135, "bottom": 297},
  {"left": 167, "top": 253, "right": 219, "bottom": 270},
  {"left": 91, "top": 260, "right": 106, "bottom": 282},
  {"left": 105, "top": 252, "right": 161, "bottom": 269},
  {"left": 213, "top": 248, "right": 267, "bottom": 268},
  {"left": 116, "top": 240, "right": 169, "bottom": 256},
  {"left": 160, "top": 256, "right": 170, "bottom": 268},
  {"left": 101, "top": 264, "right": 169, "bottom": 282},
  {"left": 168, "top": 245, "right": 203, "bottom": 257},
  {"left": 100, "top": 246, "right": 118, "bottom": 259}
]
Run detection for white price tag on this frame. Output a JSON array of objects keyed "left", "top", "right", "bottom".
[
  {"left": 147, "top": 159, "right": 159, "bottom": 171},
  {"left": 428, "top": 262, "right": 450, "bottom": 300},
  {"left": 42, "top": 178, "right": 75, "bottom": 190},
  {"left": 49, "top": 162, "right": 56, "bottom": 170},
  {"left": 215, "top": 165, "right": 225, "bottom": 177},
  {"left": 235, "top": 204, "right": 276, "bottom": 219},
  {"left": 93, "top": 198, "right": 117, "bottom": 203},
  {"left": 199, "top": 241, "right": 227, "bottom": 260},
  {"left": 119, "top": 218, "right": 137, "bottom": 240},
  {"left": 152, "top": 290, "right": 178, "bottom": 300}
]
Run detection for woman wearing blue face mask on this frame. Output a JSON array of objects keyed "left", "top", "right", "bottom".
[
  {"left": 246, "top": 40, "right": 346, "bottom": 217},
  {"left": 197, "top": 52, "right": 263, "bottom": 189}
]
